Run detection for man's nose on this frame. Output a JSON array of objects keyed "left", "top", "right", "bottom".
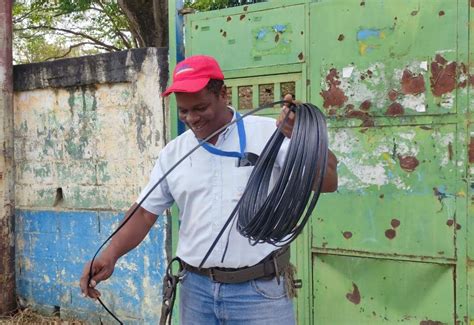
[{"left": 187, "top": 112, "right": 200, "bottom": 124}]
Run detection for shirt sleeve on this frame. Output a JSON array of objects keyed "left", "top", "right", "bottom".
[
  {"left": 136, "top": 157, "right": 174, "bottom": 215},
  {"left": 275, "top": 136, "right": 290, "bottom": 168}
]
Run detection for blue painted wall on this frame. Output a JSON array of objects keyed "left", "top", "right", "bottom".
[{"left": 16, "top": 209, "right": 168, "bottom": 323}]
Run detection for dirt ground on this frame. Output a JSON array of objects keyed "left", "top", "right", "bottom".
[{"left": 0, "top": 308, "right": 86, "bottom": 325}]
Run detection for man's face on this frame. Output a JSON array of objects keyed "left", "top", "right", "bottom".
[{"left": 176, "top": 86, "right": 230, "bottom": 141}]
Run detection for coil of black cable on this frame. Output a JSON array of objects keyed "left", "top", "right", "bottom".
[{"left": 236, "top": 102, "right": 328, "bottom": 246}]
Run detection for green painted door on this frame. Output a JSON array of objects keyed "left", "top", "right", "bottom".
[{"left": 170, "top": 0, "right": 472, "bottom": 323}]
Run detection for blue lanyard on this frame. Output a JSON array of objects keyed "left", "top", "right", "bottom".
[{"left": 200, "top": 112, "right": 246, "bottom": 158}]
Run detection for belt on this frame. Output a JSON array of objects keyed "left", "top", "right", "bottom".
[{"left": 181, "top": 247, "right": 290, "bottom": 284}]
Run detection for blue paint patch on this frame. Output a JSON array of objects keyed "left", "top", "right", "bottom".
[
  {"left": 15, "top": 209, "right": 168, "bottom": 323},
  {"left": 272, "top": 24, "right": 287, "bottom": 33},
  {"left": 357, "top": 29, "right": 382, "bottom": 41},
  {"left": 256, "top": 28, "right": 268, "bottom": 40}
]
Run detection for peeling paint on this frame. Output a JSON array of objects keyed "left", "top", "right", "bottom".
[
  {"left": 430, "top": 54, "right": 457, "bottom": 97},
  {"left": 321, "top": 68, "right": 348, "bottom": 108}
]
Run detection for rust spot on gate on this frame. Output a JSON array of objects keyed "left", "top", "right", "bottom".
[
  {"left": 359, "top": 100, "right": 371, "bottom": 111},
  {"left": 438, "top": 11, "right": 445, "bottom": 16},
  {"left": 391, "top": 219, "right": 400, "bottom": 228},
  {"left": 338, "top": 34, "right": 345, "bottom": 41},
  {"left": 298, "top": 52, "right": 304, "bottom": 60},
  {"left": 401, "top": 70, "right": 426, "bottom": 95},
  {"left": 385, "top": 103, "right": 404, "bottom": 116},
  {"left": 343, "top": 231, "right": 352, "bottom": 239},
  {"left": 446, "top": 219, "right": 454, "bottom": 227},
  {"left": 398, "top": 155, "right": 419, "bottom": 172},
  {"left": 346, "top": 283, "right": 361, "bottom": 304},
  {"left": 388, "top": 89, "right": 399, "bottom": 101},
  {"left": 240, "top": 14, "right": 246, "bottom": 20},
  {"left": 430, "top": 54, "right": 457, "bottom": 96},
  {"left": 385, "top": 229, "right": 396, "bottom": 239},
  {"left": 469, "top": 137, "right": 474, "bottom": 163},
  {"left": 227, "top": 16, "right": 232, "bottom": 22},
  {"left": 321, "top": 69, "right": 348, "bottom": 108},
  {"left": 419, "top": 321, "right": 446, "bottom": 325}
]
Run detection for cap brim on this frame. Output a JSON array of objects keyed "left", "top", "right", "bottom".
[{"left": 162, "top": 77, "right": 210, "bottom": 97}]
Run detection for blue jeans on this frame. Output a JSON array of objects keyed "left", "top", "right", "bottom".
[{"left": 179, "top": 270, "right": 296, "bottom": 325}]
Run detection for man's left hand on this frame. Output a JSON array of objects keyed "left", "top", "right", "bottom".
[{"left": 276, "top": 94, "right": 300, "bottom": 138}]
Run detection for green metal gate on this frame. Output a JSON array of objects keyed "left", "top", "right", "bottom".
[{"left": 169, "top": 0, "right": 473, "bottom": 323}]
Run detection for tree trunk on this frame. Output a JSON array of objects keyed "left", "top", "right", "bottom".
[{"left": 118, "top": 0, "right": 168, "bottom": 48}]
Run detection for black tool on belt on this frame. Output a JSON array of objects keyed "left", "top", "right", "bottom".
[{"left": 158, "top": 246, "right": 300, "bottom": 325}]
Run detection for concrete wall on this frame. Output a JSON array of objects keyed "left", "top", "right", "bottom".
[{"left": 13, "top": 48, "right": 170, "bottom": 324}]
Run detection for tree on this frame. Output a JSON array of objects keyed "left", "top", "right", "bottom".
[
  {"left": 13, "top": 0, "right": 168, "bottom": 64},
  {"left": 13, "top": 0, "right": 263, "bottom": 64}
]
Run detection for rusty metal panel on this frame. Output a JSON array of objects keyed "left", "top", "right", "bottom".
[
  {"left": 313, "top": 254, "right": 454, "bottom": 324},
  {"left": 314, "top": 124, "right": 457, "bottom": 258},
  {"left": 186, "top": 3, "right": 306, "bottom": 71},
  {"left": 309, "top": 0, "right": 461, "bottom": 117}
]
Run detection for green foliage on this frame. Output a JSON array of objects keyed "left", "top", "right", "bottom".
[
  {"left": 13, "top": 0, "right": 132, "bottom": 64},
  {"left": 184, "top": 0, "right": 266, "bottom": 11}
]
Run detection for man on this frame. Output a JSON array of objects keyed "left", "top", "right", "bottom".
[{"left": 80, "top": 55, "right": 338, "bottom": 324}]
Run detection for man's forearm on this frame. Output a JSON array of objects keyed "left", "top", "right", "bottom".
[{"left": 101, "top": 204, "right": 158, "bottom": 262}]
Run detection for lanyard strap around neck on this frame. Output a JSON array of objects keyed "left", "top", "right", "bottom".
[{"left": 200, "top": 112, "right": 246, "bottom": 158}]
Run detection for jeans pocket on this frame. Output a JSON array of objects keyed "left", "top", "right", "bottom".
[
  {"left": 179, "top": 270, "right": 190, "bottom": 285},
  {"left": 251, "top": 276, "right": 287, "bottom": 299}
]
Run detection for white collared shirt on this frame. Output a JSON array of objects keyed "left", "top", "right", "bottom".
[{"left": 137, "top": 108, "right": 289, "bottom": 268}]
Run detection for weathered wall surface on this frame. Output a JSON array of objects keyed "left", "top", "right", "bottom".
[{"left": 13, "top": 48, "right": 169, "bottom": 323}]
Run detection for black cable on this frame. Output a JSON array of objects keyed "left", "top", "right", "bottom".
[
  {"left": 198, "top": 103, "right": 328, "bottom": 268},
  {"left": 87, "top": 100, "right": 287, "bottom": 323}
]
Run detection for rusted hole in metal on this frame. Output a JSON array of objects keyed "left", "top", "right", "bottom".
[
  {"left": 379, "top": 194, "right": 384, "bottom": 199},
  {"left": 391, "top": 219, "right": 400, "bottom": 228},
  {"left": 298, "top": 52, "right": 304, "bottom": 60},
  {"left": 360, "top": 1, "right": 365, "bottom": 5},
  {"left": 240, "top": 14, "right": 246, "bottom": 20},
  {"left": 385, "top": 229, "right": 396, "bottom": 239},
  {"left": 456, "top": 223, "right": 462, "bottom": 230},
  {"left": 195, "top": 25, "right": 199, "bottom": 30},
  {"left": 243, "top": 5, "right": 248, "bottom": 11},
  {"left": 275, "top": 34, "right": 280, "bottom": 42},
  {"left": 222, "top": 31, "right": 227, "bottom": 37},
  {"left": 227, "top": 16, "right": 232, "bottom": 22},
  {"left": 338, "top": 34, "right": 345, "bottom": 41},
  {"left": 346, "top": 283, "right": 361, "bottom": 304},
  {"left": 342, "top": 231, "right": 352, "bottom": 239},
  {"left": 411, "top": 10, "right": 418, "bottom": 16},
  {"left": 446, "top": 219, "right": 454, "bottom": 227},
  {"left": 439, "top": 10, "right": 445, "bottom": 16}
]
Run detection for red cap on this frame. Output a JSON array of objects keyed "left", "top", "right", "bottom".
[{"left": 162, "top": 55, "right": 224, "bottom": 97}]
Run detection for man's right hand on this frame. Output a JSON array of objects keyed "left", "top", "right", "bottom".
[{"left": 79, "top": 254, "right": 116, "bottom": 299}]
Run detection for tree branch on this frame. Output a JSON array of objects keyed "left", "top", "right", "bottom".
[
  {"left": 43, "top": 42, "right": 98, "bottom": 61},
  {"left": 16, "top": 25, "right": 122, "bottom": 51},
  {"left": 94, "top": 0, "right": 132, "bottom": 48}
]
